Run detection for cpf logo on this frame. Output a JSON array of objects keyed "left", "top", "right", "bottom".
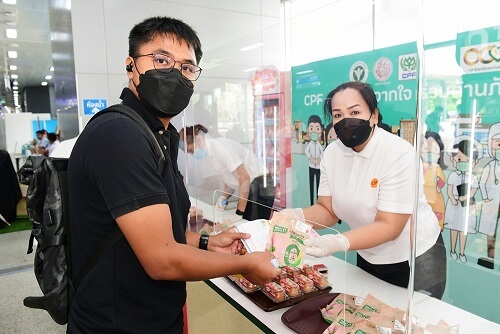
[{"left": 398, "top": 53, "right": 417, "bottom": 80}]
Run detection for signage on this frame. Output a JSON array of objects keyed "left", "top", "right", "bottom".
[{"left": 83, "top": 99, "right": 107, "bottom": 115}]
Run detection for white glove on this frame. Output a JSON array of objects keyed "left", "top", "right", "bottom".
[
  {"left": 215, "top": 196, "right": 228, "bottom": 211},
  {"left": 304, "top": 233, "right": 350, "bottom": 257},
  {"left": 280, "top": 208, "right": 305, "bottom": 222},
  {"left": 222, "top": 213, "right": 243, "bottom": 224}
]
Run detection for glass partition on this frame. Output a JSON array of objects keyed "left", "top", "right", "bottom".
[{"left": 182, "top": 0, "right": 500, "bottom": 330}]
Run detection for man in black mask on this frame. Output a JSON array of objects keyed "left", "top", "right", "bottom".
[{"left": 67, "top": 16, "right": 280, "bottom": 334}]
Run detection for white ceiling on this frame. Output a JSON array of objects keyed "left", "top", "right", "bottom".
[{"left": 0, "top": 0, "right": 53, "bottom": 108}]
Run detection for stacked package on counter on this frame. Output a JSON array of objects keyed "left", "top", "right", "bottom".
[
  {"left": 231, "top": 264, "right": 331, "bottom": 303},
  {"left": 320, "top": 293, "right": 459, "bottom": 334}
]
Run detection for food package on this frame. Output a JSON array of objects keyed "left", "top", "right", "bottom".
[
  {"left": 266, "top": 212, "right": 312, "bottom": 268},
  {"left": 292, "top": 274, "right": 316, "bottom": 293},
  {"left": 301, "top": 264, "right": 329, "bottom": 289},
  {"left": 262, "top": 281, "right": 288, "bottom": 303},
  {"left": 230, "top": 274, "right": 260, "bottom": 293},
  {"left": 278, "top": 277, "right": 302, "bottom": 298},
  {"left": 321, "top": 293, "right": 358, "bottom": 324}
]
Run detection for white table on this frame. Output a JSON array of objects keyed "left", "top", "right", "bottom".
[
  {"left": 207, "top": 255, "right": 500, "bottom": 333},
  {"left": 188, "top": 196, "right": 500, "bottom": 333}
]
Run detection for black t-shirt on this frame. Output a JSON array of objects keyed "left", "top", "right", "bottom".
[{"left": 67, "top": 88, "right": 191, "bottom": 334}]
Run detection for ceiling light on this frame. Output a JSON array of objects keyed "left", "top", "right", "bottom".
[
  {"left": 41, "top": 81, "right": 48, "bottom": 86},
  {"left": 239, "top": 43, "right": 264, "bottom": 52},
  {"left": 2, "top": 0, "right": 17, "bottom": 5},
  {"left": 6, "top": 28, "right": 17, "bottom": 39},
  {"left": 9, "top": 65, "right": 17, "bottom": 70},
  {"left": 12, "top": 86, "right": 18, "bottom": 90},
  {"left": 45, "top": 75, "right": 52, "bottom": 80},
  {"left": 13, "top": 81, "right": 18, "bottom": 85},
  {"left": 50, "top": 66, "right": 54, "bottom": 71},
  {"left": 8, "top": 50, "right": 17, "bottom": 58},
  {"left": 11, "top": 74, "right": 18, "bottom": 79}
]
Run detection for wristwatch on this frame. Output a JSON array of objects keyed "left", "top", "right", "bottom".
[
  {"left": 235, "top": 209, "right": 245, "bottom": 216},
  {"left": 199, "top": 234, "right": 209, "bottom": 250}
]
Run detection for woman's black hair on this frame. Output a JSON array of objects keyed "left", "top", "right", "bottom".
[
  {"left": 323, "top": 81, "right": 382, "bottom": 126},
  {"left": 129, "top": 16, "right": 203, "bottom": 64},
  {"left": 181, "top": 124, "right": 208, "bottom": 144},
  {"left": 424, "top": 131, "right": 447, "bottom": 170}
]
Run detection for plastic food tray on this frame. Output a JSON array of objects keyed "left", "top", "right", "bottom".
[
  {"left": 225, "top": 277, "right": 332, "bottom": 312},
  {"left": 281, "top": 293, "right": 339, "bottom": 334}
]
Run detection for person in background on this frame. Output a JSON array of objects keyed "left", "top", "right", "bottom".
[
  {"left": 67, "top": 16, "right": 280, "bottom": 334},
  {"left": 47, "top": 132, "right": 60, "bottom": 157},
  {"left": 282, "top": 81, "right": 446, "bottom": 299},
  {"left": 30, "top": 129, "right": 50, "bottom": 155},
  {"left": 179, "top": 124, "right": 275, "bottom": 222}
]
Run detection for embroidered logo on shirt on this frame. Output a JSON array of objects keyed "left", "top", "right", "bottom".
[{"left": 370, "top": 178, "right": 378, "bottom": 188}]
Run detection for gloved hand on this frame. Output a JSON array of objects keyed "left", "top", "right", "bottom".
[
  {"left": 215, "top": 196, "right": 228, "bottom": 211},
  {"left": 279, "top": 208, "right": 305, "bottom": 222},
  {"left": 222, "top": 213, "right": 243, "bottom": 224},
  {"left": 304, "top": 233, "right": 350, "bottom": 257}
]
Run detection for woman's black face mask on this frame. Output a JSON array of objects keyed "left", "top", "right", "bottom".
[{"left": 333, "top": 115, "right": 373, "bottom": 149}]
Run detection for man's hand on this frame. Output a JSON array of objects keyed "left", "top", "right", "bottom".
[
  {"left": 304, "top": 233, "right": 350, "bottom": 257},
  {"left": 240, "top": 252, "right": 282, "bottom": 286},
  {"left": 209, "top": 228, "right": 249, "bottom": 254}
]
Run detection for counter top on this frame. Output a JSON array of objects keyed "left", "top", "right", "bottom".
[
  {"left": 188, "top": 196, "right": 500, "bottom": 333},
  {"left": 208, "top": 255, "right": 500, "bottom": 333}
]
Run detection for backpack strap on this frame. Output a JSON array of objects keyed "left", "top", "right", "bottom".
[
  {"left": 71, "top": 104, "right": 167, "bottom": 291},
  {"left": 89, "top": 104, "right": 166, "bottom": 174}
]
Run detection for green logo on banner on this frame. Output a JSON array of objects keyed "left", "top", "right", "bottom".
[
  {"left": 401, "top": 55, "right": 417, "bottom": 71},
  {"left": 350, "top": 61, "right": 369, "bottom": 82}
]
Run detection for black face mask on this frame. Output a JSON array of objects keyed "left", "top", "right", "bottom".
[
  {"left": 136, "top": 69, "right": 194, "bottom": 118},
  {"left": 333, "top": 117, "right": 373, "bottom": 149}
]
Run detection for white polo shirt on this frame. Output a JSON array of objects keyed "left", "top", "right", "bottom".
[
  {"left": 318, "top": 126, "right": 439, "bottom": 264},
  {"left": 204, "top": 137, "right": 263, "bottom": 190}
]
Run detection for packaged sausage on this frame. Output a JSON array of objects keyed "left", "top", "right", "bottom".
[
  {"left": 301, "top": 264, "right": 329, "bottom": 289},
  {"left": 231, "top": 274, "right": 260, "bottom": 293},
  {"left": 283, "top": 265, "right": 301, "bottom": 278},
  {"left": 262, "top": 281, "right": 288, "bottom": 303},
  {"left": 293, "top": 274, "right": 316, "bottom": 293},
  {"left": 321, "top": 293, "right": 358, "bottom": 324},
  {"left": 266, "top": 212, "right": 312, "bottom": 268},
  {"left": 279, "top": 277, "right": 301, "bottom": 298}
]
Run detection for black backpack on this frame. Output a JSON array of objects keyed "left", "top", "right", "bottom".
[{"left": 17, "top": 104, "right": 165, "bottom": 325}]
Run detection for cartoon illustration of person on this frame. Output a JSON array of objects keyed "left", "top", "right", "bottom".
[
  {"left": 304, "top": 115, "right": 324, "bottom": 205},
  {"left": 478, "top": 122, "right": 500, "bottom": 265},
  {"left": 421, "top": 131, "right": 447, "bottom": 230},
  {"left": 325, "top": 123, "right": 337, "bottom": 146},
  {"left": 444, "top": 135, "right": 483, "bottom": 263}
]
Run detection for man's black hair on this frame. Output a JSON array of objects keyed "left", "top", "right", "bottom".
[{"left": 129, "top": 16, "right": 203, "bottom": 64}]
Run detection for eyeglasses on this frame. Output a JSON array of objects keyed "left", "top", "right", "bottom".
[{"left": 134, "top": 53, "right": 202, "bottom": 81}]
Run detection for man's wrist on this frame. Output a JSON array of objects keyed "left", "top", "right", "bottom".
[
  {"left": 235, "top": 209, "right": 245, "bottom": 216},
  {"left": 199, "top": 234, "right": 209, "bottom": 250}
]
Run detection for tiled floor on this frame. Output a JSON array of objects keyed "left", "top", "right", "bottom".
[
  {"left": 0, "top": 230, "right": 66, "bottom": 334},
  {"left": 0, "top": 230, "right": 263, "bottom": 334}
]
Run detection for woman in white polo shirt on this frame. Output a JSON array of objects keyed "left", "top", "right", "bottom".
[{"left": 284, "top": 82, "right": 446, "bottom": 299}]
